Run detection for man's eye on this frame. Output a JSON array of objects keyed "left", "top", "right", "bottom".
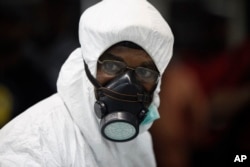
[
  {"left": 102, "top": 61, "right": 124, "bottom": 75},
  {"left": 135, "top": 67, "right": 158, "bottom": 82},
  {"left": 136, "top": 68, "right": 153, "bottom": 78}
]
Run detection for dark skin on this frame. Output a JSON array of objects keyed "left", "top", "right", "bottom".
[{"left": 96, "top": 45, "right": 159, "bottom": 93}]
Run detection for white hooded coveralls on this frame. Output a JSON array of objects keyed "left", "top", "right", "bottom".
[{"left": 0, "top": 0, "right": 173, "bottom": 166}]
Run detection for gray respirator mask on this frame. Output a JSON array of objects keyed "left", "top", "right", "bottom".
[{"left": 84, "top": 61, "right": 153, "bottom": 142}]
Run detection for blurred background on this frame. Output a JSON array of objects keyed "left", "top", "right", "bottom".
[{"left": 0, "top": 0, "right": 249, "bottom": 167}]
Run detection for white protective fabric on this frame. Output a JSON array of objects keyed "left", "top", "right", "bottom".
[{"left": 0, "top": 0, "right": 173, "bottom": 166}]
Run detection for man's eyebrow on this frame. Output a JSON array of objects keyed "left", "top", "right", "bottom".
[{"left": 99, "top": 53, "right": 124, "bottom": 61}]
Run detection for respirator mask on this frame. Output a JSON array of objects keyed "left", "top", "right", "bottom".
[{"left": 84, "top": 59, "right": 158, "bottom": 142}]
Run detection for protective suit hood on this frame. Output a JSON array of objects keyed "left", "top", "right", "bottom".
[{"left": 57, "top": 0, "right": 173, "bottom": 165}]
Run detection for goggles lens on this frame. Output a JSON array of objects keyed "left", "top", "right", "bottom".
[{"left": 98, "top": 60, "right": 159, "bottom": 83}]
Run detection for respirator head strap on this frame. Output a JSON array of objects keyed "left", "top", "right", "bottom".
[
  {"left": 84, "top": 60, "right": 102, "bottom": 88},
  {"left": 96, "top": 87, "right": 152, "bottom": 103}
]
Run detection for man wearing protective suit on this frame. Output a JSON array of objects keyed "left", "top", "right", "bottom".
[{"left": 0, "top": 0, "right": 173, "bottom": 166}]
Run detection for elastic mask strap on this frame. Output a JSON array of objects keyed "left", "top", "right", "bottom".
[
  {"left": 98, "top": 87, "right": 152, "bottom": 103},
  {"left": 83, "top": 60, "right": 101, "bottom": 88}
]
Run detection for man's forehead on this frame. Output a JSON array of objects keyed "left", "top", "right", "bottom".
[{"left": 111, "top": 41, "right": 144, "bottom": 50}]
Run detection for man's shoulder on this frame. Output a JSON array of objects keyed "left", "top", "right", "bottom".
[
  {"left": 26, "top": 93, "right": 65, "bottom": 112},
  {"left": 0, "top": 94, "right": 71, "bottom": 136},
  {"left": 0, "top": 93, "right": 78, "bottom": 166}
]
